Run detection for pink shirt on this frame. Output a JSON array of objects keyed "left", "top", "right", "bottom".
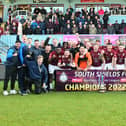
[{"left": 98, "top": 9, "right": 104, "bottom": 15}]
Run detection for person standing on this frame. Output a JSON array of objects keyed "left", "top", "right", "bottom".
[
  {"left": 90, "top": 44, "right": 105, "bottom": 70},
  {"left": 3, "top": 40, "right": 21, "bottom": 96},
  {"left": 41, "top": 44, "right": 52, "bottom": 91},
  {"left": 102, "top": 43, "right": 116, "bottom": 70},
  {"left": 115, "top": 44, "right": 126, "bottom": 70},
  {"left": 17, "top": 35, "right": 28, "bottom": 95},
  {"left": 75, "top": 45, "right": 92, "bottom": 70}
]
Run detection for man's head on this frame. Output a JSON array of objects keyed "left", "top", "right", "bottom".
[
  {"left": 85, "top": 41, "right": 92, "bottom": 49},
  {"left": 106, "top": 43, "right": 112, "bottom": 51},
  {"left": 96, "top": 40, "right": 100, "bottom": 46},
  {"left": 93, "top": 44, "right": 99, "bottom": 52},
  {"left": 115, "top": 39, "right": 120, "bottom": 46},
  {"left": 37, "top": 55, "right": 43, "bottom": 66},
  {"left": 119, "top": 44, "right": 125, "bottom": 52},
  {"left": 52, "top": 38, "right": 58, "bottom": 47},
  {"left": 15, "top": 40, "right": 21, "bottom": 49},
  {"left": 45, "top": 45, "right": 51, "bottom": 53},
  {"left": 104, "top": 39, "right": 111, "bottom": 45},
  {"left": 64, "top": 49, "right": 70, "bottom": 57},
  {"left": 22, "top": 35, "right": 27, "bottom": 43},
  {"left": 79, "top": 45, "right": 87, "bottom": 54},
  {"left": 56, "top": 43, "right": 61, "bottom": 54},
  {"left": 63, "top": 42, "right": 68, "bottom": 49},
  {"left": 28, "top": 38, "right": 32, "bottom": 45},
  {"left": 34, "top": 40, "right": 40, "bottom": 48}
]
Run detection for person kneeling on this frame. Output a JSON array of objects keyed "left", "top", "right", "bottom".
[{"left": 26, "top": 55, "right": 48, "bottom": 94}]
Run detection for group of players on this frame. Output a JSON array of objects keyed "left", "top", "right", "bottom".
[{"left": 3, "top": 35, "right": 126, "bottom": 96}]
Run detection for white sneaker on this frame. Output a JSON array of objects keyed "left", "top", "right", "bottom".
[
  {"left": 18, "top": 90, "right": 21, "bottom": 94},
  {"left": 3, "top": 90, "right": 9, "bottom": 96},
  {"left": 50, "top": 83, "right": 53, "bottom": 89},
  {"left": 10, "top": 90, "right": 17, "bottom": 95}
]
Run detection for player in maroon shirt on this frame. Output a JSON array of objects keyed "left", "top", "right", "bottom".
[
  {"left": 115, "top": 44, "right": 126, "bottom": 70},
  {"left": 90, "top": 44, "right": 105, "bottom": 70},
  {"left": 102, "top": 39, "right": 111, "bottom": 50},
  {"left": 103, "top": 43, "right": 116, "bottom": 70},
  {"left": 49, "top": 44, "right": 63, "bottom": 73},
  {"left": 85, "top": 41, "right": 93, "bottom": 52},
  {"left": 58, "top": 49, "right": 75, "bottom": 69},
  {"left": 61, "top": 42, "right": 69, "bottom": 52},
  {"left": 48, "top": 44, "right": 63, "bottom": 89},
  {"left": 112, "top": 39, "right": 120, "bottom": 52},
  {"left": 95, "top": 39, "right": 103, "bottom": 51}
]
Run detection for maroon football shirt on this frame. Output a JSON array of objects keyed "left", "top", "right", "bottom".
[
  {"left": 104, "top": 49, "right": 116, "bottom": 63},
  {"left": 49, "top": 51, "right": 63, "bottom": 66},
  {"left": 90, "top": 50, "right": 103, "bottom": 67},
  {"left": 116, "top": 50, "right": 126, "bottom": 64}
]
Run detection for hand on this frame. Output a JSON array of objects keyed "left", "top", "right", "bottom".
[
  {"left": 83, "top": 68, "right": 87, "bottom": 71},
  {"left": 52, "top": 55, "right": 56, "bottom": 58},
  {"left": 26, "top": 55, "right": 31, "bottom": 58},
  {"left": 22, "top": 64, "right": 26, "bottom": 67},
  {"left": 62, "top": 63, "right": 66, "bottom": 66},
  {"left": 49, "top": 35, "right": 52, "bottom": 38},
  {"left": 101, "top": 50, "right": 104, "bottom": 55},
  {"left": 42, "top": 83, "right": 46, "bottom": 88},
  {"left": 13, "top": 53, "right": 18, "bottom": 56},
  {"left": 59, "top": 38, "right": 62, "bottom": 42},
  {"left": 28, "top": 45, "right": 31, "bottom": 48},
  {"left": 80, "top": 55, "right": 84, "bottom": 58},
  {"left": 77, "top": 67, "right": 82, "bottom": 70},
  {"left": 71, "top": 63, "right": 75, "bottom": 67},
  {"left": 58, "top": 62, "right": 61, "bottom": 67}
]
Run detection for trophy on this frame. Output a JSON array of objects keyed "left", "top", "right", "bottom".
[{"left": 99, "top": 74, "right": 106, "bottom": 93}]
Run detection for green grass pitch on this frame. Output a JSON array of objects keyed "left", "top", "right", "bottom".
[{"left": 0, "top": 81, "right": 126, "bottom": 126}]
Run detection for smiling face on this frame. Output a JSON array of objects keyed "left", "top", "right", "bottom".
[
  {"left": 64, "top": 50, "right": 70, "bottom": 57},
  {"left": 79, "top": 46, "right": 87, "bottom": 54},
  {"left": 93, "top": 44, "right": 99, "bottom": 52},
  {"left": 15, "top": 42, "right": 21, "bottom": 49},
  {"left": 37, "top": 55, "right": 43, "bottom": 66},
  {"left": 34, "top": 40, "right": 40, "bottom": 48},
  {"left": 119, "top": 45, "right": 125, "bottom": 52}
]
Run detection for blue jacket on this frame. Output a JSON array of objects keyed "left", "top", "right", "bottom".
[
  {"left": 5, "top": 46, "right": 19, "bottom": 66},
  {"left": 31, "top": 22, "right": 38, "bottom": 30},
  {"left": 39, "top": 21, "right": 46, "bottom": 30},
  {"left": 19, "top": 42, "right": 27, "bottom": 65},
  {"left": 26, "top": 60, "right": 48, "bottom": 83}
]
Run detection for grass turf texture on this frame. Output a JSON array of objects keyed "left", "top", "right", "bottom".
[{"left": 0, "top": 81, "right": 126, "bottom": 126}]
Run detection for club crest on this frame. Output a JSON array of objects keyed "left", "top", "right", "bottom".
[{"left": 59, "top": 72, "right": 68, "bottom": 83}]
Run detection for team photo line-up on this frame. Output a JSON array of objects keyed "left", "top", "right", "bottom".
[{"left": 3, "top": 34, "right": 126, "bottom": 96}]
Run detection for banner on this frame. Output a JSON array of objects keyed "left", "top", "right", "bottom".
[
  {"left": 33, "top": 0, "right": 57, "bottom": 3},
  {"left": 55, "top": 70, "right": 126, "bottom": 91},
  {"left": 104, "top": 35, "right": 126, "bottom": 45},
  {"left": 63, "top": 35, "right": 102, "bottom": 45},
  {"left": 81, "top": 0, "right": 104, "bottom": 2},
  {"left": 79, "top": 35, "right": 102, "bottom": 45}
]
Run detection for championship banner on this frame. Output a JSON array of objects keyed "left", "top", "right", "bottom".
[{"left": 55, "top": 70, "right": 126, "bottom": 91}]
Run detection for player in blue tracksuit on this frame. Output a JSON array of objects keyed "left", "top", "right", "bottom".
[
  {"left": 25, "top": 55, "right": 48, "bottom": 94},
  {"left": 17, "top": 37, "right": 28, "bottom": 95},
  {"left": 3, "top": 40, "right": 21, "bottom": 96}
]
